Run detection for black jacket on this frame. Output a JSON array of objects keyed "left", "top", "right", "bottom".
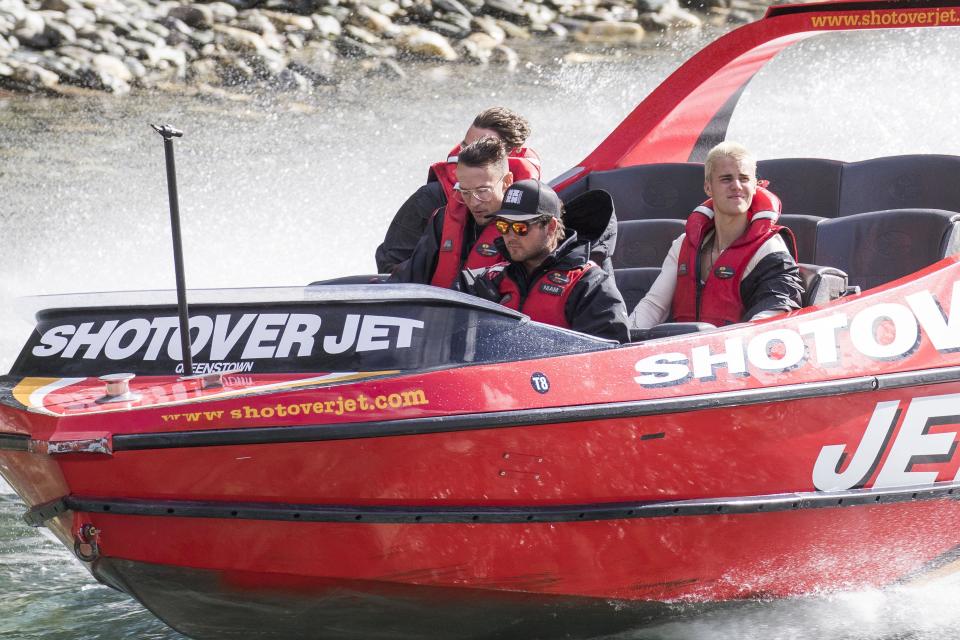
[
  {"left": 388, "top": 205, "right": 496, "bottom": 285},
  {"left": 376, "top": 181, "right": 446, "bottom": 274},
  {"left": 737, "top": 242, "right": 805, "bottom": 319},
  {"left": 469, "top": 232, "right": 629, "bottom": 343}
]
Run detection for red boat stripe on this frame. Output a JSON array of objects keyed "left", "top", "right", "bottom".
[
  {"left": 23, "top": 480, "right": 960, "bottom": 527},
  {"left": 6, "top": 367, "right": 959, "bottom": 455},
  {"left": 111, "top": 375, "right": 877, "bottom": 451},
  {"left": 108, "top": 363, "right": 960, "bottom": 451},
  {"left": 766, "top": 0, "right": 954, "bottom": 18}
]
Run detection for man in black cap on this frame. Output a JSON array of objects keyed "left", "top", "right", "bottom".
[{"left": 465, "top": 179, "right": 629, "bottom": 343}]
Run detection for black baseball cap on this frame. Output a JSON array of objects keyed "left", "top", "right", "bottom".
[{"left": 493, "top": 179, "right": 563, "bottom": 221}]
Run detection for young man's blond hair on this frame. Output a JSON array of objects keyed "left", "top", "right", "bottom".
[{"left": 704, "top": 141, "right": 756, "bottom": 182}]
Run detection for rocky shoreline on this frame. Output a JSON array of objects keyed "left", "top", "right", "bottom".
[{"left": 0, "top": 0, "right": 772, "bottom": 96}]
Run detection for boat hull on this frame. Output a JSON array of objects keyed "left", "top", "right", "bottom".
[
  {"left": 7, "top": 358, "right": 960, "bottom": 637},
  {"left": 92, "top": 558, "right": 689, "bottom": 640},
  {"left": 72, "top": 495, "right": 960, "bottom": 639}
]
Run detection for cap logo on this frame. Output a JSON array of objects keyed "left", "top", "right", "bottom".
[{"left": 504, "top": 189, "right": 523, "bottom": 205}]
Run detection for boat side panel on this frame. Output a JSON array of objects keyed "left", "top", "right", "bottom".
[{"left": 48, "top": 382, "right": 960, "bottom": 506}]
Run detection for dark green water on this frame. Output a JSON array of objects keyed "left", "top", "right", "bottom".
[{"left": 0, "top": 494, "right": 186, "bottom": 639}]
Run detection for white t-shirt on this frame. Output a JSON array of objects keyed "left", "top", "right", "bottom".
[{"left": 628, "top": 232, "right": 793, "bottom": 329}]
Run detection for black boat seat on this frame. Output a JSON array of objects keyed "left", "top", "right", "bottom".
[
  {"left": 611, "top": 215, "right": 823, "bottom": 276},
  {"left": 614, "top": 267, "right": 661, "bottom": 310},
  {"left": 814, "top": 209, "right": 960, "bottom": 291},
  {"left": 838, "top": 155, "right": 960, "bottom": 216},
  {"left": 560, "top": 155, "right": 960, "bottom": 231},
  {"left": 779, "top": 215, "right": 826, "bottom": 265},
  {"left": 757, "top": 158, "right": 843, "bottom": 218},
  {"left": 798, "top": 264, "right": 848, "bottom": 307},
  {"left": 613, "top": 219, "right": 684, "bottom": 268},
  {"left": 586, "top": 163, "right": 705, "bottom": 221}
]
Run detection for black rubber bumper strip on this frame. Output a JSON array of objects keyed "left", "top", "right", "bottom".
[
  {"left": 23, "top": 480, "right": 960, "bottom": 527},
  {"left": 111, "top": 365, "right": 960, "bottom": 452},
  {"left": 0, "top": 434, "right": 29, "bottom": 452}
]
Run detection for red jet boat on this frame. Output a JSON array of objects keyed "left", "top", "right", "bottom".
[{"left": 5, "top": 2, "right": 960, "bottom": 637}]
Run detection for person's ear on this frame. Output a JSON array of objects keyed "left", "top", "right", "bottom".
[
  {"left": 703, "top": 179, "right": 712, "bottom": 197},
  {"left": 502, "top": 172, "right": 514, "bottom": 189}
]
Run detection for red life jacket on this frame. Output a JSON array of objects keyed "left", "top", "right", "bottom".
[
  {"left": 429, "top": 214, "right": 502, "bottom": 288},
  {"left": 428, "top": 145, "right": 542, "bottom": 289},
  {"left": 486, "top": 262, "right": 594, "bottom": 329},
  {"left": 671, "top": 186, "right": 794, "bottom": 326}
]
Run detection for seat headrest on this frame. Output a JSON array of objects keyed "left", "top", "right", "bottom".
[{"left": 564, "top": 189, "right": 614, "bottom": 241}]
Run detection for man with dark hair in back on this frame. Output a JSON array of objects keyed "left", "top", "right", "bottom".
[
  {"left": 375, "top": 107, "right": 540, "bottom": 274},
  {"left": 470, "top": 106, "right": 532, "bottom": 151},
  {"left": 389, "top": 137, "right": 517, "bottom": 286}
]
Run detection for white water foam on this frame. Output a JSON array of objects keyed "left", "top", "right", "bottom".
[{"left": 600, "top": 577, "right": 960, "bottom": 640}]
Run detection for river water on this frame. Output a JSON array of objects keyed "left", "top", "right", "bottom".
[{"left": 3, "top": 26, "right": 960, "bottom": 639}]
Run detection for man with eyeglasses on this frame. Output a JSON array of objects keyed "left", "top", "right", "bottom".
[
  {"left": 375, "top": 107, "right": 541, "bottom": 275},
  {"left": 465, "top": 179, "right": 629, "bottom": 343},
  {"left": 390, "top": 137, "right": 518, "bottom": 286}
]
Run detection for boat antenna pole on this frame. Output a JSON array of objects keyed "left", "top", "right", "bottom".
[{"left": 151, "top": 124, "right": 193, "bottom": 378}]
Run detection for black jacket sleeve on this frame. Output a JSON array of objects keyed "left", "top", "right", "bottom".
[
  {"left": 387, "top": 208, "right": 445, "bottom": 285},
  {"left": 375, "top": 182, "right": 447, "bottom": 274},
  {"left": 739, "top": 251, "right": 805, "bottom": 320},
  {"left": 458, "top": 266, "right": 504, "bottom": 302},
  {"left": 565, "top": 267, "right": 630, "bottom": 343}
]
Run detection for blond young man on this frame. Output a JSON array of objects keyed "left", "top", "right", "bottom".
[{"left": 629, "top": 142, "right": 803, "bottom": 329}]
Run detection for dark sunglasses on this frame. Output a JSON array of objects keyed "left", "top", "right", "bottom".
[{"left": 494, "top": 217, "right": 549, "bottom": 237}]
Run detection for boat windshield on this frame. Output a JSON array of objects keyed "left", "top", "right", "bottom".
[{"left": 10, "top": 285, "right": 614, "bottom": 378}]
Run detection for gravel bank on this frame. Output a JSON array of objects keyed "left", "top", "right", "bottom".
[{"left": 0, "top": 0, "right": 772, "bottom": 95}]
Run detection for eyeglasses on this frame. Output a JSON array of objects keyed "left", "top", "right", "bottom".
[
  {"left": 494, "top": 217, "right": 550, "bottom": 237},
  {"left": 452, "top": 174, "right": 506, "bottom": 203}
]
